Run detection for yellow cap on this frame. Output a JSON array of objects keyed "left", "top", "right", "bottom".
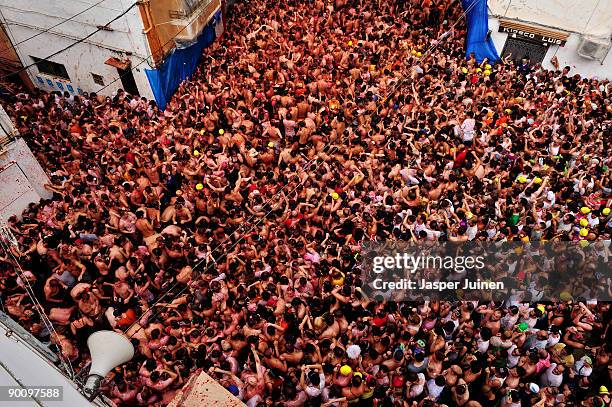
[
  {"left": 600, "top": 386, "right": 609, "bottom": 395},
  {"left": 602, "top": 208, "right": 610, "bottom": 216},
  {"left": 199, "top": 129, "right": 205, "bottom": 135},
  {"left": 332, "top": 273, "right": 345, "bottom": 286},
  {"left": 476, "top": 68, "right": 482, "bottom": 72},
  {"left": 484, "top": 70, "right": 491, "bottom": 76},
  {"left": 533, "top": 177, "right": 542, "bottom": 184},
  {"left": 268, "top": 141, "right": 274, "bottom": 148},
  {"left": 559, "top": 292, "right": 572, "bottom": 301},
  {"left": 485, "top": 64, "right": 492, "bottom": 69},
  {"left": 218, "top": 129, "right": 225, "bottom": 135},
  {"left": 581, "top": 206, "right": 591, "bottom": 214},
  {"left": 348, "top": 40, "right": 353, "bottom": 46},
  {"left": 416, "top": 51, "right": 422, "bottom": 57},
  {"left": 580, "top": 218, "right": 589, "bottom": 227},
  {"left": 193, "top": 150, "right": 200, "bottom": 156},
  {"left": 579, "top": 228, "right": 589, "bottom": 237},
  {"left": 411, "top": 49, "right": 417, "bottom": 55},
  {"left": 340, "top": 365, "right": 352, "bottom": 376},
  {"left": 461, "top": 67, "right": 468, "bottom": 73},
  {"left": 195, "top": 183, "right": 204, "bottom": 190},
  {"left": 331, "top": 192, "right": 339, "bottom": 200},
  {"left": 579, "top": 240, "right": 589, "bottom": 248},
  {"left": 537, "top": 304, "right": 545, "bottom": 313},
  {"left": 517, "top": 176, "right": 527, "bottom": 184}
]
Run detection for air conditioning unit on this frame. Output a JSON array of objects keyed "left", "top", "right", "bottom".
[{"left": 576, "top": 36, "right": 611, "bottom": 60}]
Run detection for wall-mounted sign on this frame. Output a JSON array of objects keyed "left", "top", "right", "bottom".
[{"left": 498, "top": 21, "right": 568, "bottom": 47}]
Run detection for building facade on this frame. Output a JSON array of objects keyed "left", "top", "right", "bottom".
[
  {"left": 0, "top": 312, "right": 113, "bottom": 406},
  {"left": 0, "top": 0, "right": 221, "bottom": 104},
  {"left": 488, "top": 0, "right": 612, "bottom": 78},
  {"left": 0, "top": 106, "right": 52, "bottom": 222}
]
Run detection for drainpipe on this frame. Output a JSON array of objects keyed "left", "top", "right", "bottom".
[{"left": 138, "top": 0, "right": 164, "bottom": 68}]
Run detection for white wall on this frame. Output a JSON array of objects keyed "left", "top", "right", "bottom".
[
  {"left": 0, "top": 138, "right": 53, "bottom": 222},
  {"left": 488, "top": 0, "right": 612, "bottom": 38},
  {"left": 0, "top": 106, "right": 52, "bottom": 222},
  {"left": 0, "top": 102, "right": 17, "bottom": 143},
  {"left": 0, "top": 0, "right": 155, "bottom": 99},
  {"left": 0, "top": 315, "right": 110, "bottom": 406},
  {"left": 549, "top": 32, "right": 612, "bottom": 79},
  {"left": 167, "top": 371, "right": 243, "bottom": 407},
  {"left": 488, "top": 17, "right": 612, "bottom": 79}
]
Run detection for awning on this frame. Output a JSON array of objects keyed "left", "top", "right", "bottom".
[
  {"left": 104, "top": 57, "right": 131, "bottom": 70},
  {"left": 499, "top": 19, "right": 569, "bottom": 45}
]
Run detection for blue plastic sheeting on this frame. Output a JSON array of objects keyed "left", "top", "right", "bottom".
[
  {"left": 145, "top": 10, "right": 222, "bottom": 110},
  {"left": 461, "top": 0, "right": 500, "bottom": 63}
]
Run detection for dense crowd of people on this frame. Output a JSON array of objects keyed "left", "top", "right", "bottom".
[{"left": 0, "top": 0, "right": 611, "bottom": 405}]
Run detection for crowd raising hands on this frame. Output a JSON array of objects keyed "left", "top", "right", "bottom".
[{"left": 0, "top": 0, "right": 611, "bottom": 405}]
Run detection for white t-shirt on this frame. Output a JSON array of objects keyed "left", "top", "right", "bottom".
[
  {"left": 283, "top": 119, "right": 297, "bottom": 137},
  {"left": 427, "top": 229, "right": 443, "bottom": 240},
  {"left": 543, "top": 191, "right": 556, "bottom": 208},
  {"left": 587, "top": 214, "right": 599, "bottom": 227},
  {"left": 414, "top": 221, "right": 428, "bottom": 234},
  {"left": 426, "top": 379, "right": 445, "bottom": 399},
  {"left": 305, "top": 373, "right": 325, "bottom": 397},
  {"left": 477, "top": 338, "right": 490, "bottom": 353},
  {"left": 486, "top": 227, "right": 498, "bottom": 238},
  {"left": 574, "top": 358, "right": 592, "bottom": 377},
  {"left": 507, "top": 345, "right": 520, "bottom": 368},
  {"left": 461, "top": 118, "right": 475, "bottom": 139},
  {"left": 467, "top": 225, "right": 478, "bottom": 240},
  {"left": 546, "top": 334, "right": 561, "bottom": 348},
  {"left": 534, "top": 339, "right": 548, "bottom": 349},
  {"left": 542, "top": 364, "right": 563, "bottom": 387},
  {"left": 409, "top": 373, "right": 426, "bottom": 398},
  {"left": 502, "top": 313, "right": 520, "bottom": 331}
]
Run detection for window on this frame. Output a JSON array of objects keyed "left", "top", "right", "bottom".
[
  {"left": 30, "top": 56, "right": 70, "bottom": 80},
  {"left": 91, "top": 73, "right": 105, "bottom": 86}
]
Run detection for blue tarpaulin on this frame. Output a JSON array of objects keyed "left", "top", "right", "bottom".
[
  {"left": 145, "top": 11, "right": 222, "bottom": 110},
  {"left": 461, "top": 0, "right": 500, "bottom": 63}
]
